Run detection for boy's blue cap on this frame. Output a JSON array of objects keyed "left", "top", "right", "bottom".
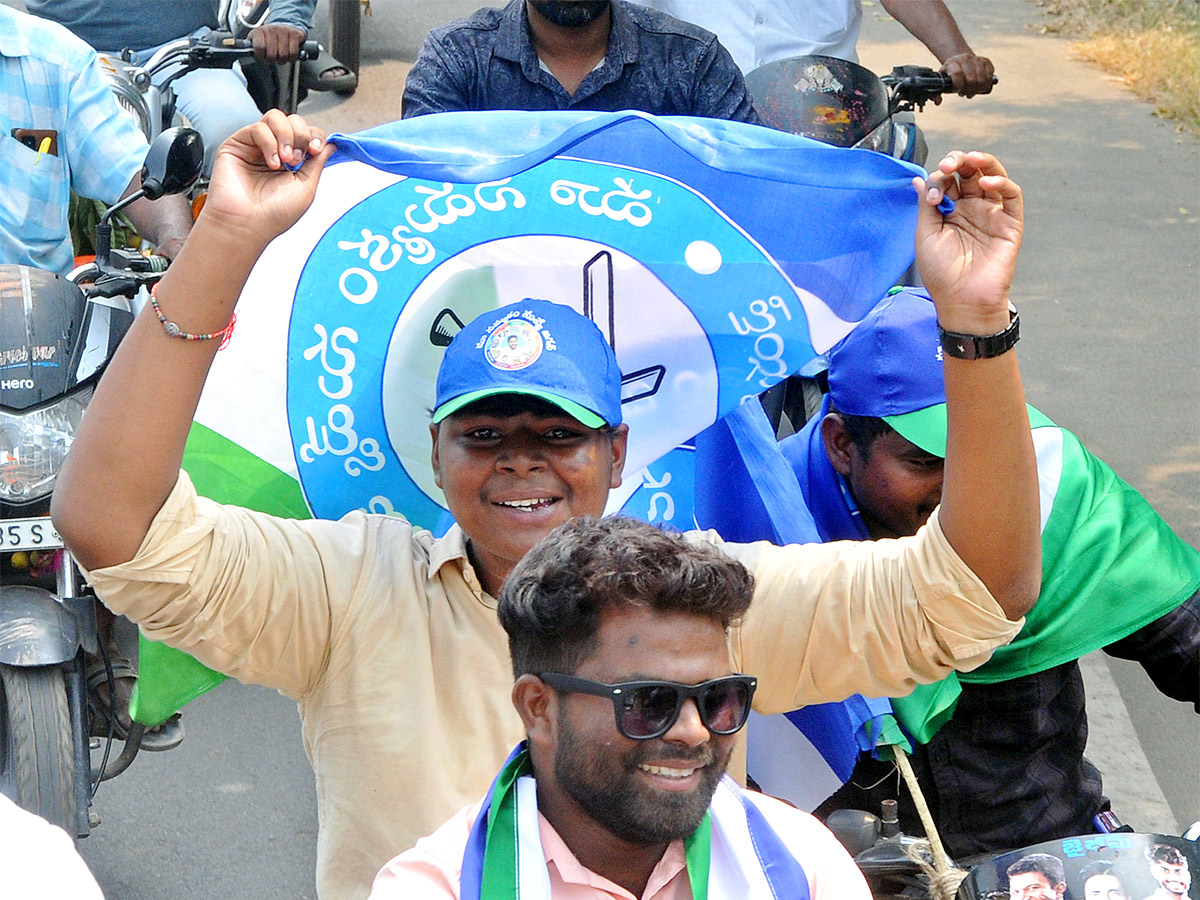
[
  {"left": 826, "top": 287, "right": 950, "bottom": 456},
  {"left": 432, "top": 299, "right": 623, "bottom": 429}
]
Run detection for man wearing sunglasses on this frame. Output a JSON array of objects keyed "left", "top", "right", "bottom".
[
  {"left": 54, "top": 113, "right": 1039, "bottom": 900},
  {"left": 370, "top": 515, "right": 870, "bottom": 898}
]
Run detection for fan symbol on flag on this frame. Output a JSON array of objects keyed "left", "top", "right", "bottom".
[
  {"left": 582, "top": 249, "right": 668, "bottom": 405},
  {"left": 429, "top": 308, "right": 465, "bottom": 347},
  {"left": 424, "top": 250, "right": 668, "bottom": 405}
]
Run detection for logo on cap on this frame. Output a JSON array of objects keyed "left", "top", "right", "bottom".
[{"left": 480, "top": 311, "right": 554, "bottom": 371}]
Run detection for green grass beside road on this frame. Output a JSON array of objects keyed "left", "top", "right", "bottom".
[{"left": 1036, "top": 0, "right": 1200, "bottom": 134}]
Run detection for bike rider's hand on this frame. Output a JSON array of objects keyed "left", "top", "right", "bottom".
[
  {"left": 941, "top": 52, "right": 996, "bottom": 98},
  {"left": 914, "top": 150, "right": 1022, "bottom": 335},
  {"left": 203, "top": 110, "right": 333, "bottom": 251},
  {"left": 251, "top": 22, "right": 307, "bottom": 64}
]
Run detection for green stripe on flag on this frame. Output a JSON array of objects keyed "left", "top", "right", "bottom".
[
  {"left": 129, "top": 423, "right": 312, "bottom": 725},
  {"left": 481, "top": 750, "right": 531, "bottom": 900},
  {"left": 962, "top": 426, "right": 1200, "bottom": 683},
  {"left": 887, "top": 674, "right": 960, "bottom": 746},
  {"left": 181, "top": 422, "right": 312, "bottom": 516}
]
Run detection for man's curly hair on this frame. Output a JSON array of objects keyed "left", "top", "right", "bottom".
[{"left": 498, "top": 516, "right": 753, "bottom": 678}]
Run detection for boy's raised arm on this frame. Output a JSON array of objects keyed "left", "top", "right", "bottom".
[
  {"left": 916, "top": 150, "right": 1040, "bottom": 619},
  {"left": 52, "top": 112, "right": 334, "bottom": 571}
]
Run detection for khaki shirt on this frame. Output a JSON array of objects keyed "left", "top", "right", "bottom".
[{"left": 85, "top": 472, "right": 1019, "bottom": 900}]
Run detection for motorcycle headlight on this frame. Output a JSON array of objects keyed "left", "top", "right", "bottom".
[
  {"left": 0, "top": 387, "right": 92, "bottom": 504},
  {"left": 853, "top": 120, "right": 895, "bottom": 156}
]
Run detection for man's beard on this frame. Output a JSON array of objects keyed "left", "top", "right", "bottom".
[
  {"left": 529, "top": 1, "right": 611, "bottom": 29},
  {"left": 553, "top": 712, "right": 728, "bottom": 844}
]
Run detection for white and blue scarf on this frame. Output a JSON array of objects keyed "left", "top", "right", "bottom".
[{"left": 460, "top": 743, "right": 810, "bottom": 899}]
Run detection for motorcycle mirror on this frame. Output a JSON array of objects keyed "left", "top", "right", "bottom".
[{"left": 140, "top": 126, "right": 204, "bottom": 200}]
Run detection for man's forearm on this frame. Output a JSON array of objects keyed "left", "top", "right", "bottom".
[
  {"left": 914, "top": 152, "right": 1040, "bottom": 620},
  {"left": 879, "top": 0, "right": 972, "bottom": 62},
  {"left": 263, "top": 0, "right": 317, "bottom": 32},
  {"left": 122, "top": 175, "right": 193, "bottom": 259},
  {"left": 938, "top": 347, "right": 1041, "bottom": 619}
]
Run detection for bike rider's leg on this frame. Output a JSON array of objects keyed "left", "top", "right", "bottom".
[
  {"left": 86, "top": 606, "right": 184, "bottom": 751},
  {"left": 135, "top": 27, "right": 263, "bottom": 175},
  {"left": 170, "top": 68, "right": 262, "bottom": 175}
]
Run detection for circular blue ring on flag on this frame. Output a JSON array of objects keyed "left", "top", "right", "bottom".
[{"left": 286, "top": 157, "right": 811, "bottom": 528}]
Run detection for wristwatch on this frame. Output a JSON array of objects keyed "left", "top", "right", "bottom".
[{"left": 938, "top": 304, "right": 1020, "bottom": 359}]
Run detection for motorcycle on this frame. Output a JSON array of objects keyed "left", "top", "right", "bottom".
[
  {"left": 744, "top": 54, "right": 981, "bottom": 167},
  {"left": 837, "top": 825, "right": 1200, "bottom": 900},
  {"left": 0, "top": 127, "right": 203, "bottom": 839},
  {"left": 830, "top": 784, "right": 1200, "bottom": 899},
  {"left": 95, "top": 28, "right": 321, "bottom": 145}
]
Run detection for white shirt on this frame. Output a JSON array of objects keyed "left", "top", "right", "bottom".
[
  {"left": 636, "top": 0, "right": 863, "bottom": 73},
  {"left": 0, "top": 793, "right": 105, "bottom": 899}
]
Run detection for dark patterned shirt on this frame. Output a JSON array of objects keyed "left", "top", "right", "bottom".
[
  {"left": 815, "top": 591, "right": 1198, "bottom": 858},
  {"left": 401, "top": 0, "right": 762, "bottom": 124}
]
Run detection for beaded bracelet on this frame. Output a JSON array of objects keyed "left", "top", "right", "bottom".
[{"left": 150, "top": 282, "right": 236, "bottom": 345}]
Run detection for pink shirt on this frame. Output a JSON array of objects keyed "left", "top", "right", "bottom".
[{"left": 369, "top": 790, "right": 870, "bottom": 899}]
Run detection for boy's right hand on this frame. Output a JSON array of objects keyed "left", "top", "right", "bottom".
[{"left": 203, "top": 110, "right": 334, "bottom": 248}]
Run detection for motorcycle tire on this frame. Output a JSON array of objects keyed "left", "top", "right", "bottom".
[{"left": 0, "top": 664, "right": 76, "bottom": 838}]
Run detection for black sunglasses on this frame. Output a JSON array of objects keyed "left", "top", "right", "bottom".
[{"left": 538, "top": 672, "right": 757, "bottom": 740}]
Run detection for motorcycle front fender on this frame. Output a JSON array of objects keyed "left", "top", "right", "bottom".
[{"left": 0, "top": 585, "right": 91, "bottom": 666}]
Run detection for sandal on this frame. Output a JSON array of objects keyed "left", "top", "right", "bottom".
[
  {"left": 86, "top": 657, "right": 185, "bottom": 752},
  {"left": 299, "top": 47, "right": 357, "bottom": 93}
]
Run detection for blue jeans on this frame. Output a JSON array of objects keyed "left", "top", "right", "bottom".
[{"left": 130, "top": 27, "right": 262, "bottom": 174}]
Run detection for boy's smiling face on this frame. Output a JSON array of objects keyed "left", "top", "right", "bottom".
[{"left": 430, "top": 398, "right": 627, "bottom": 596}]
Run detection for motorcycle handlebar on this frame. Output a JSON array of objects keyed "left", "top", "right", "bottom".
[
  {"left": 188, "top": 33, "right": 320, "bottom": 66},
  {"left": 882, "top": 65, "right": 997, "bottom": 112},
  {"left": 137, "top": 32, "right": 319, "bottom": 76}
]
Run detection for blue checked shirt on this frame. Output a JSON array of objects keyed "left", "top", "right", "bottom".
[{"left": 0, "top": 6, "right": 148, "bottom": 275}]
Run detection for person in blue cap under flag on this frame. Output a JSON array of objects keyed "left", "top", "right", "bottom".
[{"left": 779, "top": 286, "right": 1199, "bottom": 856}]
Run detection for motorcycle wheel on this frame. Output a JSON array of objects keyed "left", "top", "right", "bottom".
[{"left": 0, "top": 664, "right": 76, "bottom": 836}]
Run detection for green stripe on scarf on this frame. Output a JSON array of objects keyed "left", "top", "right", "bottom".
[
  {"left": 481, "top": 750, "right": 531, "bottom": 900},
  {"left": 683, "top": 812, "right": 713, "bottom": 900},
  {"left": 479, "top": 747, "right": 716, "bottom": 899}
]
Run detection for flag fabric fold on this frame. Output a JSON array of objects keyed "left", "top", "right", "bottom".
[{"left": 690, "top": 399, "right": 910, "bottom": 811}]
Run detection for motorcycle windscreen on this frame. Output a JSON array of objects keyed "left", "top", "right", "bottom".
[
  {"left": 0, "top": 265, "right": 132, "bottom": 412},
  {"left": 745, "top": 55, "right": 891, "bottom": 147}
]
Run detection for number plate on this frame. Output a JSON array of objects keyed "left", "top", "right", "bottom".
[{"left": 0, "top": 517, "right": 64, "bottom": 552}]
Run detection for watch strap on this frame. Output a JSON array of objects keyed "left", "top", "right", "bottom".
[{"left": 938, "top": 306, "right": 1020, "bottom": 359}]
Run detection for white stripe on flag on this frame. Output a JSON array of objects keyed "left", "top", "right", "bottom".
[
  {"left": 196, "top": 162, "right": 405, "bottom": 476},
  {"left": 746, "top": 711, "right": 844, "bottom": 812},
  {"left": 515, "top": 776, "right": 551, "bottom": 899},
  {"left": 1033, "top": 426, "right": 1064, "bottom": 534}
]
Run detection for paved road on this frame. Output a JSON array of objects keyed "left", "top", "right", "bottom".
[{"left": 64, "top": 1, "right": 1198, "bottom": 897}]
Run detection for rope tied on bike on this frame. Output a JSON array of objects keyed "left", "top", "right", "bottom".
[{"left": 890, "top": 743, "right": 970, "bottom": 900}]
